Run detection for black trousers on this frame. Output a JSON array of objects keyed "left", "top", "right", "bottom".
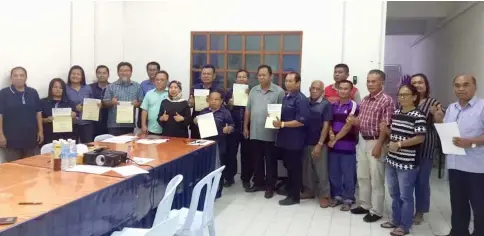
[
  {"left": 108, "top": 127, "right": 134, "bottom": 136},
  {"left": 74, "top": 124, "right": 93, "bottom": 144},
  {"left": 226, "top": 132, "right": 251, "bottom": 182},
  {"left": 190, "top": 124, "right": 200, "bottom": 139},
  {"left": 252, "top": 140, "right": 277, "bottom": 190},
  {"left": 449, "top": 169, "right": 484, "bottom": 236},
  {"left": 3, "top": 147, "right": 38, "bottom": 162},
  {"left": 277, "top": 147, "right": 303, "bottom": 201}
]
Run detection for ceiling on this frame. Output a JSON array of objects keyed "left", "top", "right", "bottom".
[{"left": 386, "top": 1, "right": 470, "bottom": 35}]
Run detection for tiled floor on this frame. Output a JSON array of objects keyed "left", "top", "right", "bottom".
[{"left": 214, "top": 169, "right": 455, "bottom": 236}]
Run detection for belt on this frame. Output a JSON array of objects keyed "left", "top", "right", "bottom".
[{"left": 361, "top": 135, "right": 379, "bottom": 140}]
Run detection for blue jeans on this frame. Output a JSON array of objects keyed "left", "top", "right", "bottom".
[
  {"left": 386, "top": 163, "right": 419, "bottom": 232},
  {"left": 415, "top": 158, "right": 433, "bottom": 213},
  {"left": 328, "top": 151, "right": 356, "bottom": 203}
]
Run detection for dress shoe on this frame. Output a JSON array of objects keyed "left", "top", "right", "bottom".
[
  {"left": 351, "top": 206, "right": 369, "bottom": 215},
  {"left": 242, "top": 181, "right": 251, "bottom": 189},
  {"left": 264, "top": 190, "right": 274, "bottom": 199},
  {"left": 223, "top": 179, "right": 234, "bottom": 187},
  {"left": 245, "top": 185, "right": 264, "bottom": 193},
  {"left": 279, "top": 197, "right": 300, "bottom": 206},
  {"left": 363, "top": 213, "right": 382, "bottom": 223}
]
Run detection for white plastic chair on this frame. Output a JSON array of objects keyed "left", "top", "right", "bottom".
[
  {"left": 76, "top": 144, "right": 89, "bottom": 154},
  {"left": 110, "top": 174, "right": 184, "bottom": 236},
  {"left": 40, "top": 143, "right": 53, "bottom": 155},
  {"left": 169, "top": 166, "right": 225, "bottom": 236},
  {"left": 94, "top": 134, "right": 115, "bottom": 142},
  {"left": 110, "top": 213, "right": 179, "bottom": 236}
]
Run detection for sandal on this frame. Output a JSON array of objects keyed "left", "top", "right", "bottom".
[
  {"left": 380, "top": 222, "right": 397, "bottom": 229},
  {"left": 340, "top": 203, "right": 351, "bottom": 211},
  {"left": 329, "top": 199, "right": 342, "bottom": 207},
  {"left": 413, "top": 213, "right": 424, "bottom": 225},
  {"left": 390, "top": 227, "right": 409, "bottom": 236}
]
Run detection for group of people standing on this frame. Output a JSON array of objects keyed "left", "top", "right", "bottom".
[{"left": 0, "top": 61, "right": 482, "bottom": 236}]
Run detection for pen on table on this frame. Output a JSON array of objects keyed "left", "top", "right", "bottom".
[{"left": 18, "top": 202, "right": 42, "bottom": 205}]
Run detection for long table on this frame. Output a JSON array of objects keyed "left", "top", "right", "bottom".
[{"left": 0, "top": 136, "right": 217, "bottom": 236}]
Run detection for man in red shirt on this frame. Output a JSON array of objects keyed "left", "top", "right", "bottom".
[{"left": 324, "top": 64, "right": 361, "bottom": 104}]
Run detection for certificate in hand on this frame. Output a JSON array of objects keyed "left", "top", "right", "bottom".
[
  {"left": 197, "top": 112, "right": 218, "bottom": 139},
  {"left": 434, "top": 122, "right": 467, "bottom": 155},
  {"left": 264, "top": 104, "right": 282, "bottom": 129},
  {"left": 116, "top": 101, "right": 134, "bottom": 124},
  {"left": 194, "top": 89, "right": 209, "bottom": 112},
  {"left": 82, "top": 98, "right": 101, "bottom": 121},
  {"left": 52, "top": 108, "right": 73, "bottom": 133},
  {"left": 233, "top": 84, "right": 249, "bottom": 107}
]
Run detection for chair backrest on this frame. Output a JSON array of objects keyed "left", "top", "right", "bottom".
[
  {"left": 152, "top": 174, "right": 184, "bottom": 226},
  {"left": 76, "top": 144, "right": 89, "bottom": 154},
  {"left": 180, "top": 166, "right": 225, "bottom": 233},
  {"left": 40, "top": 143, "right": 53, "bottom": 155},
  {"left": 94, "top": 134, "right": 115, "bottom": 142},
  {"left": 146, "top": 212, "right": 179, "bottom": 236}
]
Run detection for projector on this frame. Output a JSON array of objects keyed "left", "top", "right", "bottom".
[{"left": 83, "top": 150, "right": 128, "bottom": 167}]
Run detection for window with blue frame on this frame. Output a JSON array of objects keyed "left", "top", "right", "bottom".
[{"left": 191, "top": 32, "right": 303, "bottom": 90}]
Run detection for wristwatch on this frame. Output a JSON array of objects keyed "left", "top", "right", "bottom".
[{"left": 472, "top": 143, "right": 477, "bottom": 148}]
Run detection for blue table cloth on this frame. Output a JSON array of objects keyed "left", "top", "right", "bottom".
[{"left": 0, "top": 144, "right": 217, "bottom": 236}]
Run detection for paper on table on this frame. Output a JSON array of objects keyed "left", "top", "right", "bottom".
[
  {"left": 52, "top": 108, "right": 73, "bottom": 133},
  {"left": 65, "top": 165, "right": 113, "bottom": 175},
  {"left": 136, "top": 139, "right": 169, "bottom": 144},
  {"left": 116, "top": 101, "right": 134, "bottom": 123},
  {"left": 233, "top": 84, "right": 249, "bottom": 107},
  {"left": 264, "top": 104, "right": 282, "bottom": 129},
  {"left": 82, "top": 98, "right": 101, "bottom": 121},
  {"left": 112, "top": 165, "right": 149, "bottom": 177},
  {"left": 102, "top": 136, "right": 137, "bottom": 144},
  {"left": 197, "top": 112, "right": 218, "bottom": 138},
  {"left": 187, "top": 140, "right": 215, "bottom": 146},
  {"left": 434, "top": 122, "right": 467, "bottom": 155},
  {"left": 132, "top": 157, "right": 154, "bottom": 164},
  {"left": 194, "top": 89, "right": 209, "bottom": 111}
]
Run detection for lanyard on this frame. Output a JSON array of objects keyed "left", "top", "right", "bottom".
[{"left": 9, "top": 86, "right": 25, "bottom": 105}]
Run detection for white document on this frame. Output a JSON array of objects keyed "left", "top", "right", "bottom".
[
  {"left": 112, "top": 165, "right": 149, "bottom": 177},
  {"left": 132, "top": 157, "right": 154, "bottom": 165},
  {"left": 187, "top": 140, "right": 215, "bottom": 146},
  {"left": 102, "top": 135, "right": 137, "bottom": 144},
  {"left": 233, "top": 84, "right": 249, "bottom": 107},
  {"left": 194, "top": 89, "right": 210, "bottom": 111},
  {"left": 135, "top": 139, "right": 169, "bottom": 144},
  {"left": 197, "top": 112, "right": 218, "bottom": 138},
  {"left": 264, "top": 104, "right": 282, "bottom": 129},
  {"left": 65, "top": 165, "right": 113, "bottom": 175},
  {"left": 82, "top": 98, "right": 101, "bottom": 121},
  {"left": 434, "top": 122, "right": 467, "bottom": 155}
]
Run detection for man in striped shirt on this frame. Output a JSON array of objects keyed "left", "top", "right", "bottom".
[{"left": 347, "top": 69, "right": 395, "bottom": 223}]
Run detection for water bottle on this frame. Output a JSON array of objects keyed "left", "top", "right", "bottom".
[
  {"left": 61, "top": 141, "right": 69, "bottom": 170},
  {"left": 68, "top": 139, "right": 77, "bottom": 168}
]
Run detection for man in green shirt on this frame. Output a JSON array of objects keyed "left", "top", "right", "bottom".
[{"left": 140, "top": 71, "right": 169, "bottom": 135}]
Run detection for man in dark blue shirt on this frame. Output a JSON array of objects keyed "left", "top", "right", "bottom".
[
  {"left": 89, "top": 65, "right": 110, "bottom": 139},
  {"left": 273, "top": 72, "right": 310, "bottom": 206},
  {"left": 188, "top": 64, "right": 223, "bottom": 139},
  {"left": 0, "top": 67, "right": 43, "bottom": 162},
  {"left": 224, "top": 69, "right": 251, "bottom": 188}
]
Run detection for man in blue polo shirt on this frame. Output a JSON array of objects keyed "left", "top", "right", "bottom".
[
  {"left": 89, "top": 65, "right": 110, "bottom": 138},
  {"left": 301, "top": 80, "right": 333, "bottom": 208},
  {"left": 0, "top": 67, "right": 43, "bottom": 162}
]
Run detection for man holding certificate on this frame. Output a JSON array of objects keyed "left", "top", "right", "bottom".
[
  {"left": 103, "top": 62, "right": 144, "bottom": 136},
  {"left": 441, "top": 74, "right": 484, "bottom": 236},
  {"left": 224, "top": 69, "right": 250, "bottom": 188},
  {"left": 272, "top": 72, "right": 310, "bottom": 206},
  {"left": 140, "top": 71, "right": 169, "bottom": 135},
  {"left": 244, "top": 65, "right": 285, "bottom": 199},
  {"left": 188, "top": 64, "right": 222, "bottom": 139}
]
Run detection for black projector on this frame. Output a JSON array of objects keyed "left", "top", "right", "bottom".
[{"left": 83, "top": 150, "right": 128, "bottom": 167}]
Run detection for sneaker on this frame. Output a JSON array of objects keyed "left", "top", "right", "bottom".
[
  {"left": 363, "top": 213, "right": 382, "bottom": 223},
  {"left": 279, "top": 197, "right": 300, "bottom": 206},
  {"left": 319, "top": 197, "right": 330, "bottom": 208},
  {"left": 351, "top": 206, "right": 369, "bottom": 215},
  {"left": 340, "top": 203, "right": 351, "bottom": 211}
]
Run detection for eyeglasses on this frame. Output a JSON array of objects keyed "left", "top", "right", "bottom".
[{"left": 397, "top": 93, "right": 413, "bottom": 98}]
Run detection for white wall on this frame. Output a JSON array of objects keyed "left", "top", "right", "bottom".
[
  {"left": 384, "top": 35, "right": 421, "bottom": 75},
  {"left": 0, "top": 0, "right": 386, "bottom": 99},
  {"left": 411, "top": 2, "right": 484, "bottom": 106}
]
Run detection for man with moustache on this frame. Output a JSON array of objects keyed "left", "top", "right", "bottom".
[
  {"left": 89, "top": 65, "right": 110, "bottom": 138},
  {"left": 103, "top": 62, "right": 144, "bottom": 136},
  {"left": 442, "top": 75, "right": 484, "bottom": 236}
]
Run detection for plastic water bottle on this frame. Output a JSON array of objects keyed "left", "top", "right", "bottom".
[
  {"left": 61, "top": 141, "right": 69, "bottom": 170},
  {"left": 68, "top": 139, "right": 77, "bottom": 168}
]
